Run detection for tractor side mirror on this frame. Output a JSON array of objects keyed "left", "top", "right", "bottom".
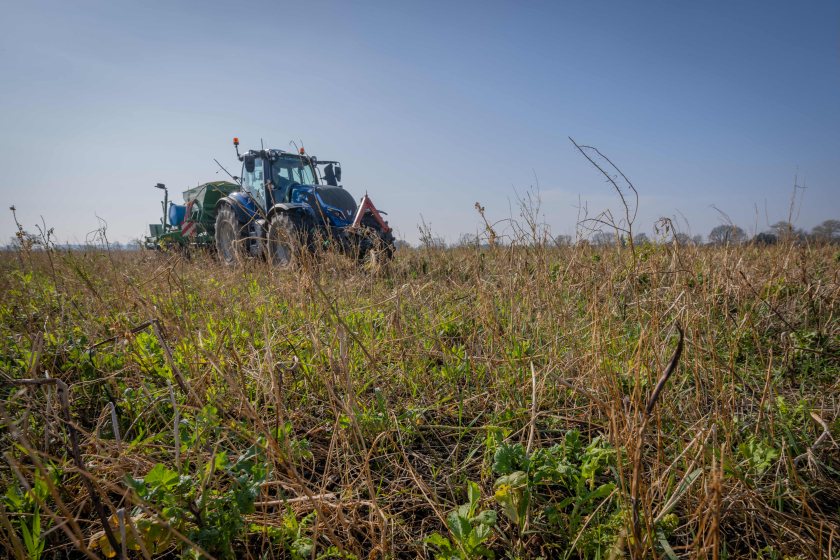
[
  {"left": 244, "top": 156, "right": 255, "bottom": 173},
  {"left": 324, "top": 163, "right": 337, "bottom": 186}
]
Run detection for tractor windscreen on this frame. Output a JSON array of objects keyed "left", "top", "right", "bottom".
[{"left": 271, "top": 156, "right": 316, "bottom": 186}]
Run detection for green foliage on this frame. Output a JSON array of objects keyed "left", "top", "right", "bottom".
[
  {"left": 490, "top": 431, "right": 620, "bottom": 556},
  {"left": 275, "top": 420, "right": 314, "bottom": 462},
  {"left": 426, "top": 481, "right": 497, "bottom": 560},
  {"left": 493, "top": 470, "right": 529, "bottom": 528},
  {"left": 3, "top": 470, "right": 53, "bottom": 560},
  {"left": 3, "top": 241, "right": 839, "bottom": 558},
  {"left": 123, "top": 443, "right": 267, "bottom": 559},
  {"left": 737, "top": 436, "right": 780, "bottom": 475},
  {"left": 788, "top": 330, "right": 839, "bottom": 382},
  {"left": 252, "top": 510, "right": 316, "bottom": 560}
]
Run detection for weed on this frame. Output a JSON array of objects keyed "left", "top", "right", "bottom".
[
  {"left": 491, "top": 431, "right": 620, "bottom": 555},
  {"left": 3, "top": 471, "right": 54, "bottom": 560},
  {"left": 426, "top": 481, "right": 497, "bottom": 560}
]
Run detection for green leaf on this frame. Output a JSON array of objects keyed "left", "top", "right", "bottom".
[
  {"left": 32, "top": 509, "right": 40, "bottom": 541},
  {"left": 21, "top": 521, "right": 37, "bottom": 557},
  {"left": 233, "top": 482, "right": 258, "bottom": 514},
  {"left": 495, "top": 470, "right": 528, "bottom": 489},
  {"left": 467, "top": 481, "right": 480, "bottom": 515},
  {"left": 587, "top": 482, "right": 616, "bottom": 502},
  {"left": 292, "top": 536, "right": 313, "bottom": 560},
  {"left": 473, "top": 544, "right": 496, "bottom": 559},
  {"left": 473, "top": 509, "right": 497, "bottom": 527},
  {"left": 446, "top": 510, "right": 471, "bottom": 541},
  {"left": 4, "top": 486, "right": 23, "bottom": 509},
  {"left": 563, "top": 429, "right": 582, "bottom": 458},
  {"left": 425, "top": 532, "right": 452, "bottom": 550},
  {"left": 143, "top": 464, "right": 180, "bottom": 490},
  {"left": 31, "top": 475, "right": 49, "bottom": 503},
  {"left": 214, "top": 451, "right": 228, "bottom": 472},
  {"left": 473, "top": 522, "right": 491, "bottom": 541},
  {"left": 492, "top": 443, "right": 526, "bottom": 475},
  {"left": 656, "top": 529, "right": 679, "bottom": 560}
]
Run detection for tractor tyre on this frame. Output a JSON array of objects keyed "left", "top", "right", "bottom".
[
  {"left": 369, "top": 230, "right": 395, "bottom": 268},
  {"left": 215, "top": 204, "right": 245, "bottom": 265},
  {"left": 357, "top": 215, "right": 395, "bottom": 268},
  {"left": 266, "top": 212, "right": 308, "bottom": 267}
]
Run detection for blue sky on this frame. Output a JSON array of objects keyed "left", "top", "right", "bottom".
[{"left": 1, "top": 0, "right": 838, "bottom": 244}]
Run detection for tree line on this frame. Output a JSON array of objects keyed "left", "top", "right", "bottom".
[
  {"left": 705, "top": 219, "right": 840, "bottom": 245},
  {"left": 549, "top": 219, "right": 840, "bottom": 247}
]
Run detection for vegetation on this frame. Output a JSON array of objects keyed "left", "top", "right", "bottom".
[{"left": 1, "top": 231, "right": 838, "bottom": 559}]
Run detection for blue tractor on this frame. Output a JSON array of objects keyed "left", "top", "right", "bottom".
[{"left": 214, "top": 138, "right": 394, "bottom": 266}]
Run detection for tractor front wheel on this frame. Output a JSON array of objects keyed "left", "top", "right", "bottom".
[
  {"left": 357, "top": 215, "right": 395, "bottom": 268},
  {"left": 267, "top": 212, "right": 308, "bottom": 267},
  {"left": 215, "top": 204, "right": 245, "bottom": 265},
  {"left": 362, "top": 230, "right": 395, "bottom": 269}
]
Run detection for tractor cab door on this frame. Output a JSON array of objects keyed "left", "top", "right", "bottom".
[{"left": 241, "top": 156, "right": 268, "bottom": 213}]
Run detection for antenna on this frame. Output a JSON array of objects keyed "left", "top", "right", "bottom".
[{"left": 214, "top": 158, "right": 240, "bottom": 184}]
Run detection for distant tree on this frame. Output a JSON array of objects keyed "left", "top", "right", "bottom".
[
  {"left": 753, "top": 232, "right": 778, "bottom": 245},
  {"left": 769, "top": 221, "right": 804, "bottom": 243},
  {"left": 674, "top": 233, "right": 692, "bottom": 246},
  {"left": 633, "top": 232, "right": 650, "bottom": 245},
  {"left": 770, "top": 221, "right": 793, "bottom": 236},
  {"left": 692, "top": 235, "right": 703, "bottom": 246},
  {"left": 591, "top": 231, "right": 615, "bottom": 246},
  {"left": 708, "top": 225, "right": 746, "bottom": 245},
  {"left": 394, "top": 239, "right": 411, "bottom": 250},
  {"left": 554, "top": 234, "right": 572, "bottom": 247},
  {"left": 457, "top": 233, "right": 479, "bottom": 248},
  {"left": 812, "top": 219, "right": 840, "bottom": 243}
]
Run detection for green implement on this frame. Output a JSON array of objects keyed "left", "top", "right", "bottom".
[{"left": 145, "top": 181, "right": 238, "bottom": 250}]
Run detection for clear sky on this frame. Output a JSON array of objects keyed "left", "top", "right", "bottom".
[{"left": 1, "top": 0, "right": 838, "bottom": 245}]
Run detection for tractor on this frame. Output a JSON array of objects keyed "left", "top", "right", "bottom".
[{"left": 145, "top": 138, "right": 394, "bottom": 266}]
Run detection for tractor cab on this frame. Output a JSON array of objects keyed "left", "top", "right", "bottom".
[
  {"left": 238, "top": 149, "right": 318, "bottom": 211},
  {"left": 234, "top": 141, "right": 356, "bottom": 228}
]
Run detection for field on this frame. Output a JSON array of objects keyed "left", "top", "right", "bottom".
[{"left": 1, "top": 241, "right": 838, "bottom": 559}]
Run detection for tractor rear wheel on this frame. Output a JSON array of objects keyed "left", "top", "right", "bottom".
[
  {"left": 267, "top": 212, "right": 308, "bottom": 267},
  {"left": 215, "top": 204, "right": 245, "bottom": 265}
]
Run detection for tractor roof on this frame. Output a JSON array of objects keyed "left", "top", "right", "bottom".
[
  {"left": 241, "top": 148, "right": 303, "bottom": 159},
  {"left": 239, "top": 148, "right": 338, "bottom": 165}
]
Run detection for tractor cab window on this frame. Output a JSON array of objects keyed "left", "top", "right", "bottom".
[
  {"left": 242, "top": 157, "right": 267, "bottom": 211},
  {"left": 271, "top": 156, "right": 316, "bottom": 189}
]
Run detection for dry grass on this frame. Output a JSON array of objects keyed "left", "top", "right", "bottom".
[{"left": 1, "top": 239, "right": 838, "bottom": 559}]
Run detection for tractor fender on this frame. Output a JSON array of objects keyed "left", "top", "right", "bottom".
[
  {"left": 266, "top": 203, "right": 315, "bottom": 221},
  {"left": 216, "top": 193, "right": 256, "bottom": 223}
]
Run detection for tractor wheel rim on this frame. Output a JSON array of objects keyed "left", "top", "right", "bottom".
[
  {"left": 270, "top": 232, "right": 292, "bottom": 265},
  {"left": 272, "top": 243, "right": 291, "bottom": 265},
  {"left": 219, "top": 223, "right": 235, "bottom": 261}
]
